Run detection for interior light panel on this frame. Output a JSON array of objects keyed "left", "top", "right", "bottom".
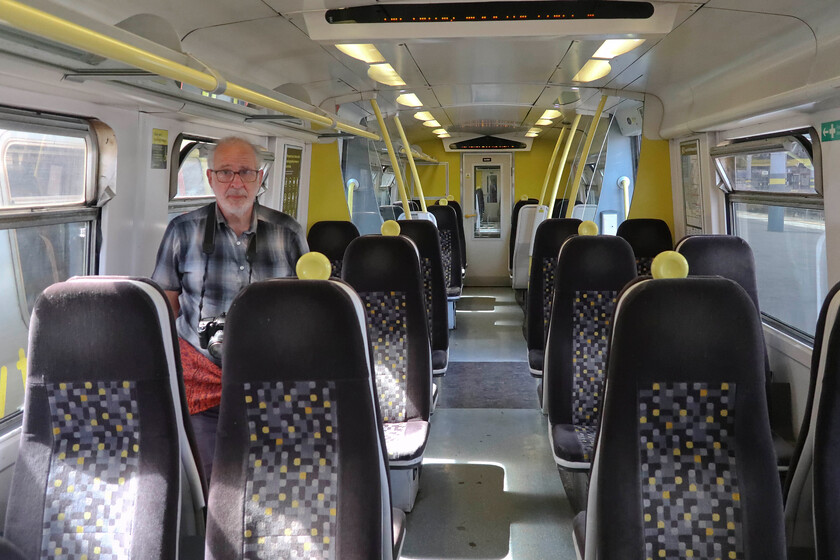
[{"left": 335, "top": 43, "right": 386, "bottom": 63}]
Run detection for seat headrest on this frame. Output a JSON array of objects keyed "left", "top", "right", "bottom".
[
  {"left": 223, "top": 279, "right": 371, "bottom": 384},
  {"left": 342, "top": 235, "right": 423, "bottom": 293},
  {"left": 397, "top": 219, "right": 440, "bottom": 254},
  {"left": 533, "top": 218, "right": 582, "bottom": 253},
  {"left": 675, "top": 235, "right": 758, "bottom": 302},
  {"left": 616, "top": 218, "right": 673, "bottom": 255},
  {"left": 29, "top": 278, "right": 171, "bottom": 385},
  {"left": 307, "top": 221, "right": 361, "bottom": 259},
  {"left": 428, "top": 205, "right": 458, "bottom": 227},
  {"left": 556, "top": 235, "right": 637, "bottom": 288},
  {"left": 611, "top": 277, "right": 764, "bottom": 386}
]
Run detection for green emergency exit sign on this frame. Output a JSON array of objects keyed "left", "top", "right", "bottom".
[{"left": 822, "top": 120, "right": 840, "bottom": 142}]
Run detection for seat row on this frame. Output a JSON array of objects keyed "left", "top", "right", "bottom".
[{"left": 0, "top": 232, "right": 447, "bottom": 559}]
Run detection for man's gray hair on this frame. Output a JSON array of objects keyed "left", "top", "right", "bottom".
[{"left": 208, "top": 136, "right": 264, "bottom": 169}]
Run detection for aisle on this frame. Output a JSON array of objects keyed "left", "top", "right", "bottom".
[{"left": 401, "top": 287, "right": 577, "bottom": 559}]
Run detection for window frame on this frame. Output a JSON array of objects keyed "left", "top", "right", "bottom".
[
  {"left": 713, "top": 127, "right": 824, "bottom": 344},
  {"left": 0, "top": 107, "right": 102, "bottom": 428}
]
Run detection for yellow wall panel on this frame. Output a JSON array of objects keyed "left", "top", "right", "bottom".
[
  {"left": 628, "top": 136, "right": 675, "bottom": 235},
  {"left": 307, "top": 142, "right": 350, "bottom": 231}
]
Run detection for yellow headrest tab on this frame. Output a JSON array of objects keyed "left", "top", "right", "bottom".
[
  {"left": 296, "top": 252, "right": 332, "bottom": 281},
  {"left": 521, "top": 194, "right": 529, "bottom": 200},
  {"left": 438, "top": 198, "right": 449, "bottom": 206},
  {"left": 578, "top": 220, "right": 598, "bottom": 236},
  {"left": 381, "top": 220, "right": 401, "bottom": 236},
  {"left": 651, "top": 251, "right": 689, "bottom": 279},
  {"left": 446, "top": 194, "right": 455, "bottom": 201}
]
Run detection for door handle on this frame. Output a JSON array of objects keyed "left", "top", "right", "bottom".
[{"left": 465, "top": 214, "right": 477, "bottom": 218}]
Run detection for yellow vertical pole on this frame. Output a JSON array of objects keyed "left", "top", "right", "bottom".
[
  {"left": 393, "top": 114, "right": 428, "bottom": 212},
  {"left": 538, "top": 127, "right": 567, "bottom": 206},
  {"left": 565, "top": 95, "right": 607, "bottom": 218},
  {"left": 547, "top": 114, "right": 582, "bottom": 218},
  {"left": 370, "top": 99, "right": 412, "bottom": 219}
]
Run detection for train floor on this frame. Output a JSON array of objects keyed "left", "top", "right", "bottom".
[{"left": 402, "top": 287, "right": 576, "bottom": 559}]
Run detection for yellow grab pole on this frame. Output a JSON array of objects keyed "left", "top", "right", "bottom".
[
  {"left": 538, "top": 127, "right": 567, "bottom": 206},
  {"left": 0, "top": 0, "right": 378, "bottom": 140},
  {"left": 393, "top": 115, "right": 428, "bottom": 212},
  {"left": 565, "top": 95, "right": 608, "bottom": 218},
  {"left": 547, "top": 114, "right": 582, "bottom": 218},
  {"left": 370, "top": 99, "right": 411, "bottom": 219}
]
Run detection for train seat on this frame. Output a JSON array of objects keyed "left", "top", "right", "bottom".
[
  {"left": 550, "top": 198, "right": 570, "bottom": 219},
  {"left": 676, "top": 234, "right": 795, "bottom": 468},
  {"left": 544, "top": 235, "right": 636, "bottom": 507},
  {"left": 1, "top": 277, "right": 205, "bottom": 560},
  {"left": 525, "top": 218, "right": 581, "bottom": 376},
  {"left": 616, "top": 218, "right": 673, "bottom": 275},
  {"left": 343, "top": 235, "right": 432, "bottom": 512},
  {"left": 511, "top": 204, "right": 545, "bottom": 289},
  {"left": 434, "top": 199, "right": 467, "bottom": 274},
  {"left": 398, "top": 219, "right": 450, "bottom": 376},
  {"left": 205, "top": 274, "right": 399, "bottom": 560},
  {"left": 306, "top": 220, "right": 360, "bottom": 278},
  {"left": 428, "top": 205, "right": 464, "bottom": 328},
  {"left": 577, "top": 275, "right": 785, "bottom": 560},
  {"left": 784, "top": 281, "right": 840, "bottom": 558},
  {"left": 509, "top": 197, "right": 539, "bottom": 274}
]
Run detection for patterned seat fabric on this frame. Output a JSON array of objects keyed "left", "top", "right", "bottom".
[
  {"left": 306, "top": 221, "right": 360, "bottom": 278},
  {"left": 398, "top": 219, "right": 449, "bottom": 375},
  {"left": 206, "top": 279, "right": 395, "bottom": 560},
  {"left": 435, "top": 199, "right": 466, "bottom": 271},
  {"left": 342, "top": 235, "right": 432, "bottom": 467},
  {"left": 544, "top": 236, "right": 636, "bottom": 469},
  {"left": 616, "top": 218, "right": 673, "bottom": 276},
  {"left": 526, "top": 219, "right": 581, "bottom": 376},
  {"left": 581, "top": 277, "right": 785, "bottom": 560},
  {"left": 429, "top": 205, "right": 463, "bottom": 298},
  {"left": 2, "top": 278, "right": 197, "bottom": 560}
]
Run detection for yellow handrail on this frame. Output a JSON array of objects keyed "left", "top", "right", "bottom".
[
  {"left": 370, "top": 99, "right": 411, "bottom": 219},
  {"left": 547, "top": 114, "right": 582, "bottom": 218},
  {"left": 565, "top": 95, "right": 607, "bottom": 218},
  {"left": 538, "top": 127, "right": 567, "bottom": 206},
  {"left": 0, "top": 0, "right": 378, "bottom": 140},
  {"left": 393, "top": 115, "right": 428, "bottom": 212}
]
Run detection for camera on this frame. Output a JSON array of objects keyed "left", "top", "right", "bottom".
[{"left": 197, "top": 313, "right": 226, "bottom": 360}]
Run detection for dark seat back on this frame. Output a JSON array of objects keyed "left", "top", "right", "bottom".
[
  {"left": 550, "top": 199, "right": 569, "bottom": 219},
  {"left": 428, "top": 205, "right": 464, "bottom": 296},
  {"left": 434, "top": 199, "right": 466, "bottom": 270},
  {"left": 206, "top": 278, "right": 393, "bottom": 559},
  {"left": 307, "top": 220, "right": 360, "bottom": 278},
  {"left": 586, "top": 277, "right": 785, "bottom": 559},
  {"left": 617, "top": 218, "right": 673, "bottom": 275},
  {"left": 526, "top": 219, "right": 581, "bottom": 359},
  {"left": 510, "top": 198, "right": 539, "bottom": 271},
  {"left": 398, "top": 219, "right": 448, "bottom": 356},
  {"left": 544, "top": 236, "right": 636, "bottom": 463},
  {"left": 3, "top": 277, "right": 199, "bottom": 560},
  {"left": 342, "top": 235, "right": 432, "bottom": 424}
]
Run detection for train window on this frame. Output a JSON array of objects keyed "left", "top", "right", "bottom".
[
  {"left": 712, "top": 130, "right": 825, "bottom": 341},
  {"left": 0, "top": 109, "right": 100, "bottom": 424}
]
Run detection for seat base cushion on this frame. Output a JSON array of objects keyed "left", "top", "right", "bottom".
[
  {"left": 573, "top": 511, "right": 586, "bottom": 560},
  {"left": 432, "top": 350, "right": 448, "bottom": 375},
  {"left": 384, "top": 421, "right": 430, "bottom": 465},
  {"left": 447, "top": 287, "right": 462, "bottom": 299},
  {"left": 528, "top": 349, "right": 544, "bottom": 377},
  {"left": 550, "top": 424, "right": 595, "bottom": 470}
]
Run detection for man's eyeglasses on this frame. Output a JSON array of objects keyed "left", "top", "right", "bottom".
[{"left": 210, "top": 169, "right": 260, "bottom": 183}]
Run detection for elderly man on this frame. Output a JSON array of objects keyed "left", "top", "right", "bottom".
[{"left": 152, "top": 136, "right": 308, "bottom": 478}]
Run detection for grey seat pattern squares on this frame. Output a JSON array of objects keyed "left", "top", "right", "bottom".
[
  {"left": 636, "top": 257, "right": 653, "bottom": 276},
  {"left": 421, "top": 258, "right": 434, "bottom": 338},
  {"left": 542, "top": 257, "right": 555, "bottom": 338},
  {"left": 440, "top": 230, "right": 453, "bottom": 289},
  {"left": 329, "top": 259, "right": 342, "bottom": 279},
  {"left": 43, "top": 380, "right": 140, "bottom": 559},
  {"left": 639, "top": 382, "right": 742, "bottom": 560},
  {"left": 243, "top": 380, "right": 338, "bottom": 560},
  {"left": 361, "top": 291, "right": 408, "bottom": 423},
  {"left": 572, "top": 290, "right": 616, "bottom": 458}
]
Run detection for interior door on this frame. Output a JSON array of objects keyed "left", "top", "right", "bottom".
[{"left": 462, "top": 153, "right": 512, "bottom": 285}]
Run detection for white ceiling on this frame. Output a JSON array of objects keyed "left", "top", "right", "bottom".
[{"left": 5, "top": 0, "right": 840, "bottom": 140}]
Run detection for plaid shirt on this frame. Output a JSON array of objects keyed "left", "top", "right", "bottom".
[{"left": 152, "top": 203, "right": 308, "bottom": 365}]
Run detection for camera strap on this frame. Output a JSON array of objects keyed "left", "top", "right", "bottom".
[{"left": 197, "top": 202, "right": 259, "bottom": 325}]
